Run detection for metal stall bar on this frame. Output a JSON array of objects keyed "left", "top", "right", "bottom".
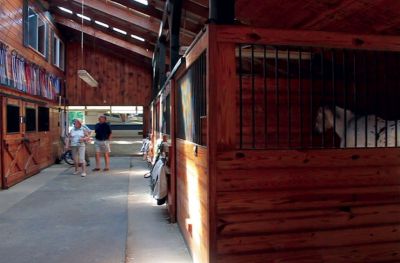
[
  {"left": 343, "top": 50, "right": 348, "bottom": 148},
  {"left": 298, "top": 49, "right": 303, "bottom": 148},
  {"left": 364, "top": 52, "right": 368, "bottom": 148},
  {"left": 263, "top": 46, "right": 268, "bottom": 148},
  {"left": 374, "top": 52, "right": 379, "bottom": 148},
  {"left": 332, "top": 50, "right": 337, "bottom": 147},
  {"left": 353, "top": 51, "right": 358, "bottom": 147},
  {"left": 310, "top": 51, "right": 314, "bottom": 147},
  {"left": 321, "top": 50, "right": 326, "bottom": 148},
  {"left": 239, "top": 45, "right": 243, "bottom": 149},
  {"left": 275, "top": 47, "right": 280, "bottom": 147},
  {"left": 287, "top": 49, "right": 292, "bottom": 147},
  {"left": 251, "top": 45, "right": 256, "bottom": 148},
  {"left": 384, "top": 52, "right": 388, "bottom": 147}
]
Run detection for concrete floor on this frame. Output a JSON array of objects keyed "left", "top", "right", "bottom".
[{"left": 0, "top": 157, "right": 191, "bottom": 263}]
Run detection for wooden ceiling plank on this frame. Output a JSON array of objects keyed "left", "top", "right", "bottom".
[{"left": 55, "top": 16, "right": 154, "bottom": 58}]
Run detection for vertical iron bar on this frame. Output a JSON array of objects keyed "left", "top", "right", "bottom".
[
  {"left": 251, "top": 45, "right": 256, "bottom": 148},
  {"left": 332, "top": 50, "right": 336, "bottom": 148},
  {"left": 375, "top": 52, "right": 378, "bottom": 147},
  {"left": 239, "top": 45, "right": 243, "bottom": 149},
  {"left": 321, "top": 51, "right": 325, "bottom": 148},
  {"left": 299, "top": 49, "right": 303, "bottom": 148},
  {"left": 310, "top": 50, "right": 314, "bottom": 148},
  {"left": 275, "top": 47, "right": 280, "bottom": 147},
  {"left": 287, "top": 49, "right": 291, "bottom": 147},
  {"left": 343, "top": 50, "right": 348, "bottom": 148},
  {"left": 396, "top": 53, "right": 399, "bottom": 147},
  {"left": 364, "top": 52, "right": 368, "bottom": 148},
  {"left": 353, "top": 51, "right": 357, "bottom": 148},
  {"left": 264, "top": 46, "right": 268, "bottom": 148},
  {"left": 384, "top": 52, "right": 388, "bottom": 147}
]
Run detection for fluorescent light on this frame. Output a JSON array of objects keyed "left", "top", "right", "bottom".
[
  {"left": 134, "top": 0, "right": 148, "bottom": 5},
  {"left": 77, "top": 13, "right": 91, "bottom": 21},
  {"left": 58, "top": 6, "right": 73, "bottom": 14},
  {"left": 78, "top": 70, "right": 98, "bottom": 87},
  {"left": 113, "top": 27, "right": 127, "bottom": 35},
  {"left": 131, "top": 34, "right": 145, "bottom": 42},
  {"left": 95, "top": 20, "right": 109, "bottom": 28}
]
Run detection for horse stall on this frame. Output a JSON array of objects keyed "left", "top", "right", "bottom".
[
  {"left": 149, "top": 82, "right": 176, "bottom": 220},
  {"left": 160, "top": 24, "right": 400, "bottom": 263}
]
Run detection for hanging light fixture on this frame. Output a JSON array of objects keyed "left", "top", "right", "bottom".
[{"left": 78, "top": 0, "right": 98, "bottom": 87}]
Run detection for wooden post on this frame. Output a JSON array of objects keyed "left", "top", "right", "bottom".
[
  {"left": 169, "top": 0, "right": 183, "bottom": 67},
  {"left": 209, "top": 0, "right": 235, "bottom": 24}
]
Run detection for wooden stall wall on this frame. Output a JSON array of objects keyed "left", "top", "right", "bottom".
[
  {"left": 172, "top": 31, "right": 210, "bottom": 263},
  {"left": 210, "top": 25, "right": 400, "bottom": 262},
  {"left": 0, "top": 0, "right": 63, "bottom": 188},
  {"left": 66, "top": 42, "right": 151, "bottom": 106}
]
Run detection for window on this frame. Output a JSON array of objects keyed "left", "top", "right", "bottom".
[
  {"left": 7, "top": 105, "right": 20, "bottom": 133},
  {"left": 176, "top": 52, "right": 206, "bottom": 145},
  {"left": 52, "top": 34, "right": 65, "bottom": 70},
  {"left": 26, "top": 7, "right": 47, "bottom": 57},
  {"left": 38, "top": 107, "right": 49, "bottom": 131},
  {"left": 25, "top": 108, "right": 36, "bottom": 132}
]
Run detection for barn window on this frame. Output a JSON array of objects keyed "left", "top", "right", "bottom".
[
  {"left": 24, "top": 6, "right": 48, "bottom": 57},
  {"left": 176, "top": 52, "right": 206, "bottom": 145},
  {"left": 237, "top": 44, "right": 400, "bottom": 149},
  {"left": 25, "top": 108, "right": 36, "bottom": 132},
  {"left": 38, "top": 107, "right": 49, "bottom": 131},
  {"left": 52, "top": 34, "right": 65, "bottom": 70},
  {"left": 7, "top": 105, "right": 20, "bottom": 133}
]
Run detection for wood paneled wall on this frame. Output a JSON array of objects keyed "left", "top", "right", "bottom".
[
  {"left": 215, "top": 149, "right": 400, "bottom": 262},
  {"left": 0, "top": 0, "right": 64, "bottom": 77},
  {"left": 0, "top": 0, "right": 63, "bottom": 188},
  {"left": 176, "top": 139, "right": 209, "bottom": 263},
  {"left": 66, "top": 42, "right": 151, "bottom": 106}
]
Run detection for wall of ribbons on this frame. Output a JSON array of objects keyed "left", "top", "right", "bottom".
[{"left": 0, "top": 41, "right": 62, "bottom": 100}]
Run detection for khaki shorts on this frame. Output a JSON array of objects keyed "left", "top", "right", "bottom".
[
  {"left": 71, "top": 146, "right": 85, "bottom": 163},
  {"left": 95, "top": 139, "right": 111, "bottom": 153}
]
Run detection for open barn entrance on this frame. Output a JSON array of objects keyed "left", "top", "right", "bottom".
[{"left": 66, "top": 105, "right": 144, "bottom": 156}]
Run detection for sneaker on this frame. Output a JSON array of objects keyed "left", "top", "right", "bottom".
[
  {"left": 86, "top": 162, "right": 90, "bottom": 166},
  {"left": 73, "top": 171, "right": 79, "bottom": 175},
  {"left": 81, "top": 173, "right": 86, "bottom": 177}
]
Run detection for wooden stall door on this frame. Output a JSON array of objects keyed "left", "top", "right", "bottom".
[
  {"left": 23, "top": 102, "right": 41, "bottom": 176},
  {"left": 2, "top": 98, "right": 40, "bottom": 188}
]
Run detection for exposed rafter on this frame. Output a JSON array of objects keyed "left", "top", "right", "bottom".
[
  {"left": 51, "top": 5, "right": 158, "bottom": 46},
  {"left": 111, "top": 0, "right": 163, "bottom": 20},
  {"left": 54, "top": 0, "right": 160, "bottom": 33},
  {"left": 55, "top": 16, "right": 154, "bottom": 59}
]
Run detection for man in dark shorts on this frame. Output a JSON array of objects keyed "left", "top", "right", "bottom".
[{"left": 92, "top": 115, "right": 112, "bottom": 171}]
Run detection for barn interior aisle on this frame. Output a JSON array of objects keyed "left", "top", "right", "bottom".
[{"left": 0, "top": 157, "right": 191, "bottom": 263}]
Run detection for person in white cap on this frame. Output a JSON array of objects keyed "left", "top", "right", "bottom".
[
  {"left": 68, "top": 119, "right": 90, "bottom": 177},
  {"left": 93, "top": 115, "right": 112, "bottom": 172}
]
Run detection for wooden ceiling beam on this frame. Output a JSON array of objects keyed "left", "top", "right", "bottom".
[
  {"left": 110, "top": 0, "right": 163, "bottom": 20},
  {"left": 55, "top": 16, "right": 154, "bottom": 59},
  {"left": 54, "top": 0, "right": 160, "bottom": 33},
  {"left": 183, "top": 0, "right": 208, "bottom": 18},
  {"left": 50, "top": 2, "right": 158, "bottom": 44}
]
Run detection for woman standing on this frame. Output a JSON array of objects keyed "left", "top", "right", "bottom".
[{"left": 69, "top": 119, "right": 89, "bottom": 177}]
